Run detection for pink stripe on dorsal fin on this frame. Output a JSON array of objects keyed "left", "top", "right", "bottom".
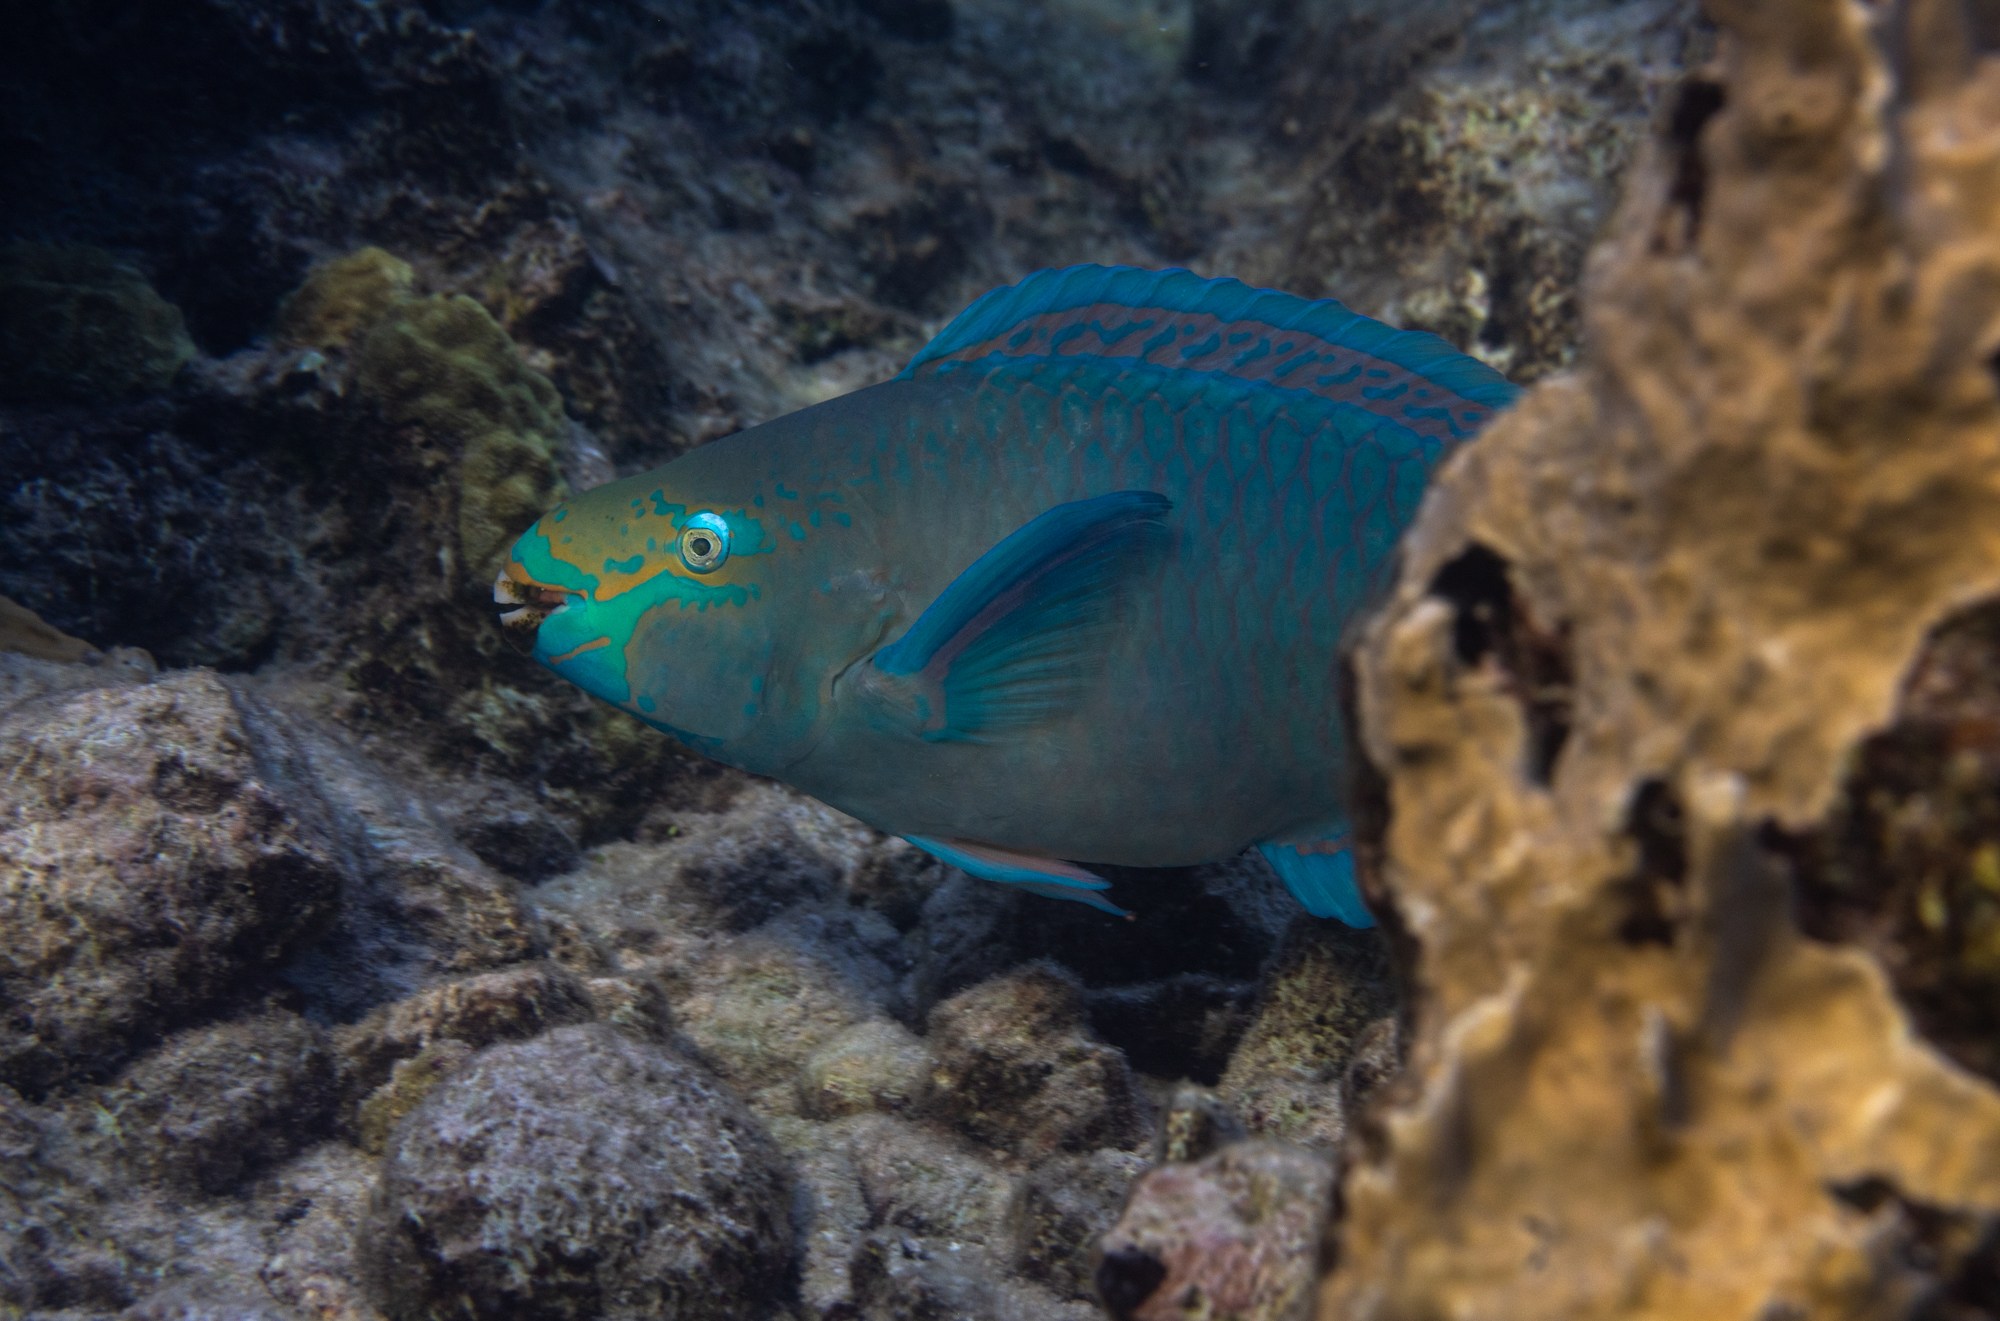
[{"left": 900, "top": 265, "right": 1520, "bottom": 447}]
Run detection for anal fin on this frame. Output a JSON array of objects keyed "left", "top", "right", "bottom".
[{"left": 904, "top": 835, "right": 1129, "bottom": 917}]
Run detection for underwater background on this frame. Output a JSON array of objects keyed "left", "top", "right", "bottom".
[{"left": 5, "top": 0, "right": 2000, "bottom": 1318}]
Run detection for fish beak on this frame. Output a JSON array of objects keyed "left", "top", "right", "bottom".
[{"left": 494, "top": 564, "right": 573, "bottom": 653}]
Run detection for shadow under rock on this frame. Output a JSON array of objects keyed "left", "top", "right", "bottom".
[{"left": 897, "top": 853, "right": 1299, "bottom": 1086}]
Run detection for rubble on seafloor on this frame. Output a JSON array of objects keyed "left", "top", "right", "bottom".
[{"left": 12, "top": 0, "right": 1994, "bottom": 1320}]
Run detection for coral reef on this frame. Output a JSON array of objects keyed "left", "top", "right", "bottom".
[{"left": 1327, "top": 0, "right": 2000, "bottom": 1316}]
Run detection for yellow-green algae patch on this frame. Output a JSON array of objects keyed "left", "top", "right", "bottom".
[{"left": 279, "top": 248, "right": 567, "bottom": 578}]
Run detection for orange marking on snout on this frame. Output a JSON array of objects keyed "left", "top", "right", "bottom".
[{"left": 546, "top": 636, "right": 611, "bottom": 665}]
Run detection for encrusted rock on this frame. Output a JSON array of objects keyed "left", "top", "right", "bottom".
[
  {"left": 121, "top": 1278, "right": 308, "bottom": 1320},
  {"left": 0, "top": 670, "right": 344, "bottom": 1097},
  {"left": 0, "top": 1082, "right": 129, "bottom": 1314},
  {"left": 96, "top": 1010, "right": 336, "bottom": 1196},
  {"left": 1097, "top": 1140, "right": 1334, "bottom": 1321},
  {"left": 925, "top": 961, "right": 1148, "bottom": 1158},
  {"left": 334, "top": 961, "right": 597, "bottom": 1150},
  {"left": 1151, "top": 1083, "right": 1248, "bottom": 1165},
  {"left": 848, "top": 1113, "right": 1016, "bottom": 1246},
  {"left": 1009, "top": 1148, "right": 1150, "bottom": 1301},
  {"left": 797, "top": 1018, "right": 931, "bottom": 1119},
  {"left": 361, "top": 1024, "right": 795, "bottom": 1321},
  {"left": 1217, "top": 920, "right": 1397, "bottom": 1150}
]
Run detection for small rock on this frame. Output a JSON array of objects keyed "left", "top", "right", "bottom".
[
  {"left": 361, "top": 1024, "right": 795, "bottom": 1321},
  {"left": 797, "top": 1018, "right": 931, "bottom": 1119},
  {"left": 674, "top": 933, "right": 876, "bottom": 1097},
  {"left": 1009, "top": 1149, "right": 1149, "bottom": 1300},
  {"left": 0, "top": 671, "right": 345, "bottom": 1096},
  {"left": 849, "top": 1113, "right": 1015, "bottom": 1246},
  {"left": 1218, "top": 918, "right": 1398, "bottom": 1149},
  {"left": 121, "top": 1278, "right": 307, "bottom": 1320},
  {"left": 97, "top": 1011, "right": 336, "bottom": 1196},
  {"left": 1095, "top": 1140, "right": 1334, "bottom": 1321},
  {"left": 1152, "top": 1083, "right": 1248, "bottom": 1165},
  {"left": 925, "top": 962, "right": 1147, "bottom": 1157},
  {"left": 335, "top": 961, "right": 600, "bottom": 1150}
]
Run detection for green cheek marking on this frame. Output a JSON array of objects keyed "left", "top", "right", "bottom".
[
  {"left": 606, "top": 554, "right": 645, "bottom": 574},
  {"left": 510, "top": 527, "right": 599, "bottom": 594},
  {"left": 788, "top": 521, "right": 806, "bottom": 541}
]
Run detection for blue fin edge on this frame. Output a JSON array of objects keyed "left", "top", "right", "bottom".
[
  {"left": 1259, "top": 842, "right": 1376, "bottom": 928},
  {"left": 874, "top": 490, "right": 1170, "bottom": 676}
]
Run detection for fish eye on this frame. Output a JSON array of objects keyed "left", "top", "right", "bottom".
[{"left": 679, "top": 512, "right": 730, "bottom": 573}]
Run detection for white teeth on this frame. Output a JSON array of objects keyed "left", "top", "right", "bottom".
[{"left": 499, "top": 607, "right": 530, "bottom": 626}]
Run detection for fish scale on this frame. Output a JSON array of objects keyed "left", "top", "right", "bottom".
[{"left": 497, "top": 266, "right": 1518, "bottom": 923}]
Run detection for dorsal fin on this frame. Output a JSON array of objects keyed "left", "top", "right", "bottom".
[{"left": 900, "top": 264, "right": 1518, "bottom": 445}]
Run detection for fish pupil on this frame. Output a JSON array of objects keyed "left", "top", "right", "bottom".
[{"left": 690, "top": 536, "right": 712, "bottom": 557}]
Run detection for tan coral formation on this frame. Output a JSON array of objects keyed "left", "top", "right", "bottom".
[{"left": 1326, "top": 1, "right": 2000, "bottom": 1317}]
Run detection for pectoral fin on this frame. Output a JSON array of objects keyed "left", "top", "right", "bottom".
[
  {"left": 904, "top": 835, "right": 1129, "bottom": 917},
  {"left": 864, "top": 490, "right": 1170, "bottom": 742}
]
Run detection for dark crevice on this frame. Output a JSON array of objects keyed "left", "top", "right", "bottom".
[
  {"left": 1427, "top": 544, "right": 1575, "bottom": 786},
  {"left": 1659, "top": 75, "right": 1726, "bottom": 249},
  {"left": 1615, "top": 779, "right": 1687, "bottom": 946},
  {"left": 1788, "top": 597, "right": 2000, "bottom": 1084},
  {"left": 1095, "top": 1244, "right": 1167, "bottom": 1318},
  {"left": 1830, "top": 1178, "right": 2000, "bottom": 1318}
]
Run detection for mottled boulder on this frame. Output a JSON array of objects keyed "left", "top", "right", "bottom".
[
  {"left": 97, "top": 1010, "right": 336, "bottom": 1196},
  {"left": 361, "top": 1024, "right": 795, "bottom": 1321},
  {"left": 925, "top": 962, "right": 1147, "bottom": 1158},
  {"left": 1097, "top": 1140, "right": 1334, "bottom": 1321},
  {"left": 0, "top": 671, "right": 344, "bottom": 1097}
]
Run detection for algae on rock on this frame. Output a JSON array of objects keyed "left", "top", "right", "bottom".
[{"left": 1326, "top": 0, "right": 2000, "bottom": 1316}]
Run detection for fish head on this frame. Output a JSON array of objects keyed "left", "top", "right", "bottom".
[{"left": 495, "top": 470, "right": 785, "bottom": 762}]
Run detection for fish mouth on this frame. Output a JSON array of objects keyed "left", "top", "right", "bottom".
[{"left": 494, "top": 564, "right": 575, "bottom": 652}]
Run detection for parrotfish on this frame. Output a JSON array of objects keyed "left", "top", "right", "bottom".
[{"left": 495, "top": 266, "right": 1516, "bottom": 924}]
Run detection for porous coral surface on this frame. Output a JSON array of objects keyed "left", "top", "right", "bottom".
[{"left": 1326, "top": 0, "right": 2000, "bottom": 1316}]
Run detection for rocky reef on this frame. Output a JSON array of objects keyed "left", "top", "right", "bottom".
[{"left": 10, "top": 0, "right": 1991, "bottom": 1319}]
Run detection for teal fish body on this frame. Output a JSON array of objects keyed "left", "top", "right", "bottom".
[{"left": 498, "top": 266, "right": 1518, "bottom": 921}]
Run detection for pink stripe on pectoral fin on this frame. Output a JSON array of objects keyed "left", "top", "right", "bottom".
[{"left": 903, "top": 835, "right": 1131, "bottom": 918}]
